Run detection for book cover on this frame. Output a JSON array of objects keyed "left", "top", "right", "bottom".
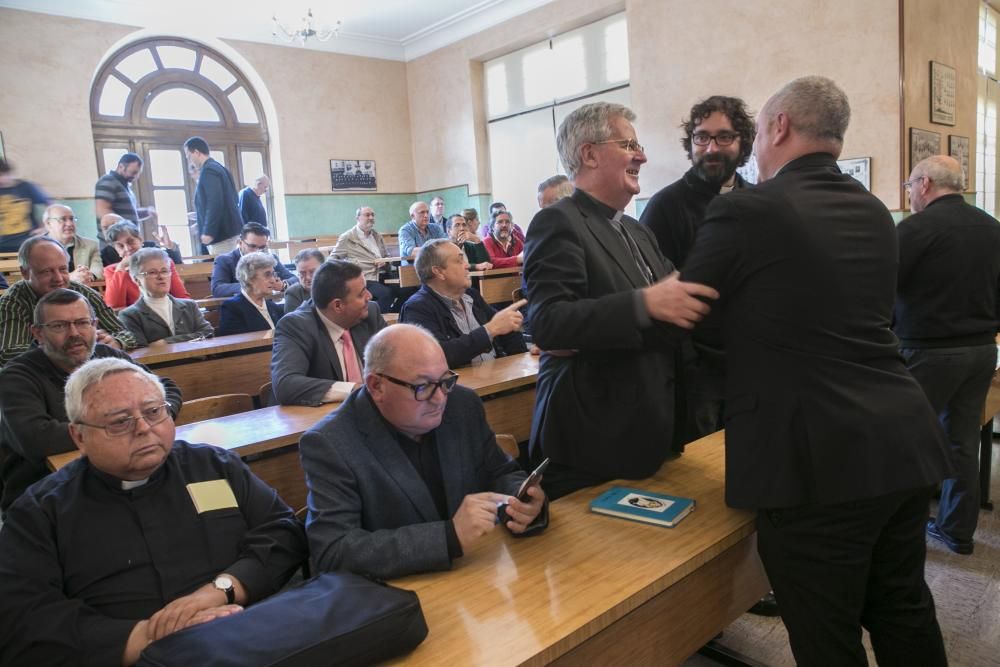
[{"left": 590, "top": 486, "right": 695, "bottom": 528}]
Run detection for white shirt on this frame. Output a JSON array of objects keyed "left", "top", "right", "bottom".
[
  {"left": 241, "top": 289, "right": 275, "bottom": 330},
  {"left": 145, "top": 294, "right": 174, "bottom": 334},
  {"left": 316, "top": 309, "right": 359, "bottom": 402}
]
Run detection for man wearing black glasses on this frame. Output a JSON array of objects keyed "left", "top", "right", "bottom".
[
  {"left": 0, "top": 288, "right": 181, "bottom": 514},
  {"left": 300, "top": 324, "right": 547, "bottom": 580}
]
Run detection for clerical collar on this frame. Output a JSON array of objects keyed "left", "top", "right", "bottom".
[
  {"left": 577, "top": 189, "right": 623, "bottom": 221},
  {"left": 122, "top": 478, "right": 149, "bottom": 490}
]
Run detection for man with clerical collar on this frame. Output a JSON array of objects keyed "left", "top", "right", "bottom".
[
  {"left": 43, "top": 203, "right": 103, "bottom": 285},
  {"left": 398, "top": 200, "right": 446, "bottom": 264},
  {"left": 272, "top": 259, "right": 386, "bottom": 406},
  {"left": 482, "top": 209, "right": 524, "bottom": 269},
  {"left": 301, "top": 324, "right": 547, "bottom": 580},
  {"left": 448, "top": 213, "right": 492, "bottom": 270},
  {"left": 0, "top": 236, "right": 136, "bottom": 366},
  {"left": 0, "top": 288, "right": 182, "bottom": 513},
  {"left": 211, "top": 222, "right": 297, "bottom": 298},
  {"left": 400, "top": 239, "right": 526, "bottom": 368},
  {"left": 0, "top": 357, "right": 307, "bottom": 665},
  {"left": 523, "top": 101, "right": 718, "bottom": 500}
]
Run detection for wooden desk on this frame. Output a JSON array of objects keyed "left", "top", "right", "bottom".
[
  {"left": 133, "top": 331, "right": 274, "bottom": 401},
  {"left": 469, "top": 267, "right": 522, "bottom": 305},
  {"left": 388, "top": 432, "right": 769, "bottom": 666}
]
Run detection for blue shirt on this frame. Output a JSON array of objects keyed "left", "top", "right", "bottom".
[{"left": 398, "top": 221, "right": 446, "bottom": 264}]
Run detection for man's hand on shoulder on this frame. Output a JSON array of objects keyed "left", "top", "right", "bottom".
[
  {"left": 503, "top": 483, "right": 545, "bottom": 533},
  {"left": 453, "top": 492, "right": 506, "bottom": 551},
  {"left": 642, "top": 271, "right": 718, "bottom": 329},
  {"left": 484, "top": 299, "right": 527, "bottom": 338}
]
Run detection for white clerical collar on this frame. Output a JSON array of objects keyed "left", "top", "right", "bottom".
[{"left": 121, "top": 478, "right": 149, "bottom": 490}]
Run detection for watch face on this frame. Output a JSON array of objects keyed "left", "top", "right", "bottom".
[{"left": 214, "top": 576, "right": 233, "bottom": 589}]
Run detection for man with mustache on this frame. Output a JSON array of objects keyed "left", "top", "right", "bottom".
[
  {"left": 0, "top": 288, "right": 181, "bottom": 514},
  {"left": 482, "top": 209, "right": 524, "bottom": 269}
]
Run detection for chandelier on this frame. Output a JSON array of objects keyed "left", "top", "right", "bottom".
[{"left": 272, "top": 8, "right": 341, "bottom": 45}]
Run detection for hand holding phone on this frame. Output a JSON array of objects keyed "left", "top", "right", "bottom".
[{"left": 497, "top": 458, "right": 549, "bottom": 526}]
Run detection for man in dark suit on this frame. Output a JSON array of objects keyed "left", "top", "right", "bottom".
[
  {"left": 896, "top": 154, "right": 1000, "bottom": 556},
  {"left": 272, "top": 260, "right": 386, "bottom": 406},
  {"left": 681, "top": 76, "right": 950, "bottom": 665},
  {"left": 211, "top": 222, "right": 297, "bottom": 298},
  {"left": 183, "top": 136, "right": 244, "bottom": 256},
  {"left": 300, "top": 324, "right": 546, "bottom": 580},
  {"left": 400, "top": 239, "right": 526, "bottom": 368},
  {"left": 524, "top": 102, "right": 718, "bottom": 500}
]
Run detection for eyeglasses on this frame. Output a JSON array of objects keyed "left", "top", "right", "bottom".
[
  {"left": 75, "top": 403, "right": 171, "bottom": 436},
  {"left": 36, "top": 318, "right": 95, "bottom": 333},
  {"left": 377, "top": 370, "right": 459, "bottom": 401},
  {"left": 242, "top": 241, "right": 269, "bottom": 251},
  {"left": 691, "top": 132, "right": 740, "bottom": 147},
  {"left": 902, "top": 176, "right": 926, "bottom": 191},
  {"left": 47, "top": 215, "right": 78, "bottom": 223},
  {"left": 138, "top": 269, "right": 171, "bottom": 278},
  {"left": 593, "top": 138, "right": 645, "bottom": 154}
]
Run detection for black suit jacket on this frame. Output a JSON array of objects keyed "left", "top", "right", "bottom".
[
  {"left": 211, "top": 248, "right": 297, "bottom": 298},
  {"left": 194, "top": 158, "right": 243, "bottom": 243},
  {"left": 399, "top": 285, "right": 527, "bottom": 368},
  {"left": 217, "top": 293, "right": 284, "bottom": 336},
  {"left": 524, "top": 189, "right": 678, "bottom": 480},
  {"left": 271, "top": 302, "right": 386, "bottom": 406},
  {"left": 681, "top": 153, "right": 951, "bottom": 509}
]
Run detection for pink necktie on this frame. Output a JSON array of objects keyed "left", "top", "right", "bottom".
[{"left": 340, "top": 331, "right": 362, "bottom": 383}]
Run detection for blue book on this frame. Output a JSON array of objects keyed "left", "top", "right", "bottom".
[{"left": 590, "top": 487, "right": 695, "bottom": 528}]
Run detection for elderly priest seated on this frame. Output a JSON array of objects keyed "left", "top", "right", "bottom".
[
  {"left": 0, "top": 358, "right": 307, "bottom": 666},
  {"left": 300, "top": 324, "right": 547, "bottom": 580}
]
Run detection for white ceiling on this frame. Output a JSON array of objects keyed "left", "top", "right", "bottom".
[{"left": 0, "top": 0, "right": 554, "bottom": 61}]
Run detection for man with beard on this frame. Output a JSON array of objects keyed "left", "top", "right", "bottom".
[
  {"left": 94, "top": 153, "right": 157, "bottom": 242},
  {"left": 482, "top": 210, "right": 524, "bottom": 269},
  {"left": 0, "top": 288, "right": 181, "bottom": 513}
]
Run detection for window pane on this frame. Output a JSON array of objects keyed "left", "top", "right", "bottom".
[
  {"left": 488, "top": 107, "right": 559, "bottom": 225},
  {"left": 98, "top": 76, "right": 130, "bottom": 116},
  {"left": 228, "top": 87, "right": 259, "bottom": 123},
  {"left": 156, "top": 45, "right": 196, "bottom": 71},
  {"left": 210, "top": 151, "right": 226, "bottom": 167},
  {"left": 486, "top": 63, "right": 509, "bottom": 117},
  {"left": 152, "top": 189, "right": 193, "bottom": 256},
  {"left": 147, "top": 88, "right": 220, "bottom": 122},
  {"left": 240, "top": 151, "right": 264, "bottom": 188},
  {"left": 199, "top": 56, "right": 236, "bottom": 90},
  {"left": 117, "top": 49, "right": 158, "bottom": 83},
  {"left": 148, "top": 150, "right": 185, "bottom": 187},
  {"left": 102, "top": 149, "right": 127, "bottom": 175},
  {"left": 604, "top": 19, "right": 630, "bottom": 83},
  {"left": 522, "top": 47, "right": 553, "bottom": 107},
  {"left": 552, "top": 36, "right": 586, "bottom": 99}
]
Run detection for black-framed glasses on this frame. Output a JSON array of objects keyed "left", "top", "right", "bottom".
[
  {"left": 377, "top": 370, "right": 459, "bottom": 401},
  {"left": 36, "top": 318, "right": 95, "bottom": 333},
  {"left": 75, "top": 403, "right": 172, "bottom": 436},
  {"left": 594, "top": 138, "right": 645, "bottom": 154},
  {"left": 242, "top": 241, "right": 268, "bottom": 251},
  {"left": 902, "top": 176, "right": 925, "bottom": 190},
  {"left": 691, "top": 132, "right": 740, "bottom": 147}
]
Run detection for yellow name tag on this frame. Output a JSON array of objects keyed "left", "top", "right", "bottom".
[{"left": 187, "top": 480, "right": 239, "bottom": 513}]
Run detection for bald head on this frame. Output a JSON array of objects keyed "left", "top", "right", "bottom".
[
  {"left": 364, "top": 324, "right": 444, "bottom": 377},
  {"left": 908, "top": 155, "right": 964, "bottom": 213},
  {"left": 44, "top": 204, "right": 77, "bottom": 245},
  {"left": 100, "top": 213, "right": 125, "bottom": 235}
]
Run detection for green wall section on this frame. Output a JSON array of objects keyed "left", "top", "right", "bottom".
[{"left": 58, "top": 198, "right": 98, "bottom": 233}]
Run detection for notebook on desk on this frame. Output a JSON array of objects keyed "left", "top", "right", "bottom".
[{"left": 590, "top": 486, "right": 695, "bottom": 528}]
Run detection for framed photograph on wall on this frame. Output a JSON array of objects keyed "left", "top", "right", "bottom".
[
  {"left": 910, "top": 128, "right": 941, "bottom": 171},
  {"left": 930, "top": 61, "right": 956, "bottom": 125},
  {"left": 330, "top": 159, "right": 377, "bottom": 191},
  {"left": 837, "top": 157, "right": 871, "bottom": 190},
  {"left": 948, "top": 135, "right": 970, "bottom": 190}
]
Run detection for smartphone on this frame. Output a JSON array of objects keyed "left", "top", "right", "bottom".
[{"left": 514, "top": 457, "right": 549, "bottom": 501}]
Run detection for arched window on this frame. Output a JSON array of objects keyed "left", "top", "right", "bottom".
[{"left": 91, "top": 38, "right": 270, "bottom": 255}]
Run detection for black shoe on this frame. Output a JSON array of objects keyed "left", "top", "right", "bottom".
[
  {"left": 748, "top": 591, "right": 780, "bottom": 617},
  {"left": 926, "top": 518, "right": 973, "bottom": 555}
]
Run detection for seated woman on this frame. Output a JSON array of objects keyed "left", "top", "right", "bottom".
[
  {"left": 118, "top": 247, "right": 214, "bottom": 346},
  {"left": 218, "top": 251, "right": 285, "bottom": 336},
  {"left": 103, "top": 221, "right": 190, "bottom": 308},
  {"left": 461, "top": 207, "right": 484, "bottom": 244}
]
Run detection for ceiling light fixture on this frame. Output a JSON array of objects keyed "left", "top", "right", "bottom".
[{"left": 272, "top": 8, "right": 341, "bottom": 46}]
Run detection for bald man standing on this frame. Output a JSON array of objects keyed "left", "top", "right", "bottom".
[{"left": 896, "top": 155, "right": 1000, "bottom": 556}]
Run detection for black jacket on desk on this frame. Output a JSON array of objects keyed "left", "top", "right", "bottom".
[
  {"left": 893, "top": 193, "right": 1000, "bottom": 347},
  {"left": 681, "top": 153, "right": 951, "bottom": 509},
  {"left": 217, "top": 293, "right": 284, "bottom": 336},
  {"left": 524, "top": 189, "right": 679, "bottom": 481},
  {"left": 399, "top": 284, "right": 527, "bottom": 368},
  {"left": 0, "top": 344, "right": 183, "bottom": 512}
]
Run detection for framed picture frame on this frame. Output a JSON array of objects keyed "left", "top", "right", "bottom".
[
  {"left": 330, "top": 159, "right": 377, "bottom": 191},
  {"left": 948, "top": 135, "right": 970, "bottom": 190},
  {"left": 930, "top": 61, "right": 956, "bottom": 126},
  {"left": 837, "top": 157, "right": 871, "bottom": 190},
  {"left": 910, "top": 128, "right": 941, "bottom": 171}
]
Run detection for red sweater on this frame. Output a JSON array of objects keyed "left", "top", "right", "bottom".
[{"left": 482, "top": 235, "right": 523, "bottom": 269}]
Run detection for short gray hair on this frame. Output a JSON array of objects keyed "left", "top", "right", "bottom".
[
  {"left": 105, "top": 220, "right": 141, "bottom": 244},
  {"left": 913, "top": 155, "right": 964, "bottom": 191},
  {"left": 537, "top": 174, "right": 570, "bottom": 193},
  {"left": 294, "top": 248, "right": 325, "bottom": 265},
  {"left": 765, "top": 75, "right": 850, "bottom": 144},
  {"left": 409, "top": 201, "right": 427, "bottom": 217},
  {"left": 128, "top": 247, "right": 169, "bottom": 281},
  {"left": 65, "top": 357, "right": 165, "bottom": 423},
  {"left": 557, "top": 102, "right": 636, "bottom": 179},
  {"left": 363, "top": 323, "right": 439, "bottom": 376},
  {"left": 236, "top": 251, "right": 277, "bottom": 290},
  {"left": 18, "top": 235, "right": 67, "bottom": 270},
  {"left": 414, "top": 238, "right": 452, "bottom": 283}
]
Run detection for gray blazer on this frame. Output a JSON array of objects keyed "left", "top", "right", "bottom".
[
  {"left": 271, "top": 302, "right": 386, "bottom": 406},
  {"left": 331, "top": 226, "right": 389, "bottom": 281},
  {"left": 51, "top": 235, "right": 104, "bottom": 279},
  {"left": 282, "top": 282, "right": 309, "bottom": 313},
  {"left": 300, "top": 385, "right": 541, "bottom": 580},
  {"left": 118, "top": 295, "right": 215, "bottom": 346}
]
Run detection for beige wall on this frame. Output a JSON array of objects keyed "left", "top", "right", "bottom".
[{"left": 902, "top": 0, "right": 979, "bottom": 193}]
